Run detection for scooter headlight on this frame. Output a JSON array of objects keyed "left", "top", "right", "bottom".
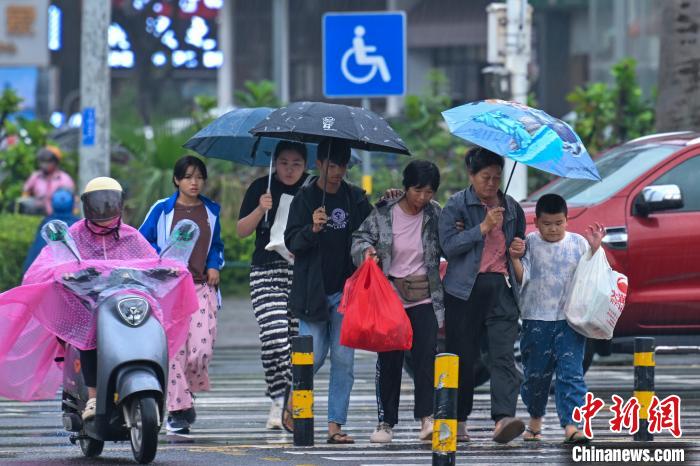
[{"left": 117, "top": 297, "right": 150, "bottom": 326}]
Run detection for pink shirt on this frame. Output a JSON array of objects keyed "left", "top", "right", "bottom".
[
  {"left": 23, "top": 170, "right": 75, "bottom": 214},
  {"left": 388, "top": 203, "right": 430, "bottom": 308},
  {"left": 479, "top": 205, "right": 508, "bottom": 275}
]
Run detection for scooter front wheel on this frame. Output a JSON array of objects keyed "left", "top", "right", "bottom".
[
  {"left": 128, "top": 395, "right": 160, "bottom": 464},
  {"left": 79, "top": 436, "right": 104, "bottom": 457}
]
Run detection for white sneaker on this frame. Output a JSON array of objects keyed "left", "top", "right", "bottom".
[
  {"left": 419, "top": 415, "right": 434, "bottom": 441},
  {"left": 370, "top": 423, "right": 393, "bottom": 443},
  {"left": 266, "top": 398, "right": 283, "bottom": 429},
  {"left": 82, "top": 398, "right": 96, "bottom": 421}
]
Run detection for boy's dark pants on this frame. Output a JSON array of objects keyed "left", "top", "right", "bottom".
[
  {"left": 376, "top": 303, "right": 438, "bottom": 426},
  {"left": 520, "top": 319, "right": 587, "bottom": 427},
  {"left": 444, "top": 273, "right": 522, "bottom": 423}
]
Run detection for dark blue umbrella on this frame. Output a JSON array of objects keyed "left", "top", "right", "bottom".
[{"left": 183, "top": 107, "right": 320, "bottom": 167}]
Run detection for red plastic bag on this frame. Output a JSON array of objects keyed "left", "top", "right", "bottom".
[{"left": 338, "top": 260, "right": 413, "bottom": 352}]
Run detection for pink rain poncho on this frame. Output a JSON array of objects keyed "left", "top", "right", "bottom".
[{"left": 0, "top": 221, "right": 199, "bottom": 401}]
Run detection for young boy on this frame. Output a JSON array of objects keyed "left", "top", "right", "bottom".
[{"left": 510, "top": 193, "right": 604, "bottom": 444}]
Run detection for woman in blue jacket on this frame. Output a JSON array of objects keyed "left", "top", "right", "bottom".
[{"left": 140, "top": 155, "right": 224, "bottom": 434}]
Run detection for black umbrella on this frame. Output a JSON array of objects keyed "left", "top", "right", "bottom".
[{"left": 250, "top": 101, "right": 410, "bottom": 206}]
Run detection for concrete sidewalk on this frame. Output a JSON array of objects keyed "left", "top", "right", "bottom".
[{"left": 215, "top": 295, "right": 261, "bottom": 348}]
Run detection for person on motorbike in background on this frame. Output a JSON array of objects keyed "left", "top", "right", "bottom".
[
  {"left": 21, "top": 146, "right": 75, "bottom": 215},
  {"left": 66, "top": 177, "right": 160, "bottom": 420}
]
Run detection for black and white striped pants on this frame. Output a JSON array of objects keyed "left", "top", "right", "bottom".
[{"left": 250, "top": 260, "right": 298, "bottom": 399}]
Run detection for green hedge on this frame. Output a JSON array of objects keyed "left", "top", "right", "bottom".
[
  {"left": 219, "top": 219, "right": 255, "bottom": 297},
  {"left": 0, "top": 214, "right": 42, "bottom": 291}
]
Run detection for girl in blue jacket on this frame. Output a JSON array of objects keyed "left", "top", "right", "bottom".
[{"left": 140, "top": 155, "right": 224, "bottom": 434}]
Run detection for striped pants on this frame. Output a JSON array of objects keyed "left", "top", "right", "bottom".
[{"left": 250, "top": 260, "right": 298, "bottom": 399}]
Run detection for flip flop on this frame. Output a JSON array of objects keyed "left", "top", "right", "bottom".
[
  {"left": 492, "top": 417, "right": 526, "bottom": 444},
  {"left": 523, "top": 426, "right": 542, "bottom": 442},
  {"left": 281, "top": 385, "right": 294, "bottom": 433},
  {"left": 564, "top": 430, "right": 590, "bottom": 445},
  {"left": 327, "top": 432, "right": 355, "bottom": 444}
]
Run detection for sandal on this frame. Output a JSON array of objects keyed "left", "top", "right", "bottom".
[
  {"left": 492, "top": 417, "right": 525, "bottom": 444},
  {"left": 327, "top": 432, "right": 355, "bottom": 444},
  {"left": 523, "top": 426, "right": 542, "bottom": 442},
  {"left": 564, "top": 430, "right": 590, "bottom": 445},
  {"left": 281, "top": 385, "right": 294, "bottom": 433}
]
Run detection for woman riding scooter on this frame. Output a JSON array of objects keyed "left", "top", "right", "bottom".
[{"left": 0, "top": 177, "right": 198, "bottom": 404}]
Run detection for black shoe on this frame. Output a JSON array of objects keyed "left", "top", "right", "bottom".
[
  {"left": 166, "top": 411, "right": 191, "bottom": 434},
  {"left": 182, "top": 406, "right": 196, "bottom": 424}
]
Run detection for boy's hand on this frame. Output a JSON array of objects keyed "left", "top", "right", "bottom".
[
  {"left": 584, "top": 222, "right": 605, "bottom": 253},
  {"left": 455, "top": 220, "right": 465, "bottom": 231},
  {"left": 312, "top": 207, "right": 328, "bottom": 233},
  {"left": 382, "top": 188, "right": 404, "bottom": 200},
  {"left": 509, "top": 237, "right": 526, "bottom": 259}
]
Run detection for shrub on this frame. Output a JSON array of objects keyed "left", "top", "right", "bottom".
[
  {"left": 0, "top": 214, "right": 42, "bottom": 291},
  {"left": 219, "top": 219, "right": 255, "bottom": 297}
]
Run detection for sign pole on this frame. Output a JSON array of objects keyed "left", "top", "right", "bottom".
[
  {"left": 361, "top": 97, "right": 373, "bottom": 194},
  {"left": 79, "top": 0, "right": 111, "bottom": 190}
]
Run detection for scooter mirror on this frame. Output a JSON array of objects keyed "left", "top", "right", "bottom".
[
  {"left": 159, "top": 219, "right": 200, "bottom": 264},
  {"left": 40, "top": 220, "right": 82, "bottom": 263}
]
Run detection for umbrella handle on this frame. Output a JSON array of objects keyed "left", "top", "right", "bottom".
[
  {"left": 261, "top": 153, "right": 274, "bottom": 230},
  {"left": 504, "top": 161, "right": 518, "bottom": 198}
]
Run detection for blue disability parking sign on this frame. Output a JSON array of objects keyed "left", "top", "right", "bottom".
[{"left": 323, "top": 12, "right": 406, "bottom": 97}]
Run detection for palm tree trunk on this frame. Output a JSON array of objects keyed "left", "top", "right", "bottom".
[{"left": 656, "top": 0, "right": 700, "bottom": 132}]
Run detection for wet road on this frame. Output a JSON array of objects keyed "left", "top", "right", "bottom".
[{"left": 1, "top": 298, "right": 698, "bottom": 465}]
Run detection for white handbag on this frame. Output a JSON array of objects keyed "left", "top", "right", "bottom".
[
  {"left": 564, "top": 247, "right": 628, "bottom": 340},
  {"left": 265, "top": 193, "right": 295, "bottom": 265}
]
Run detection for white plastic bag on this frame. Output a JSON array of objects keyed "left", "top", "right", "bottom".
[
  {"left": 565, "top": 247, "right": 628, "bottom": 340},
  {"left": 265, "top": 193, "right": 295, "bottom": 265}
]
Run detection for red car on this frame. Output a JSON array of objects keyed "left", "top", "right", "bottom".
[{"left": 523, "top": 131, "right": 700, "bottom": 359}]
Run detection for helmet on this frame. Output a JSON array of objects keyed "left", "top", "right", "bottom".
[
  {"left": 37, "top": 146, "right": 62, "bottom": 163},
  {"left": 81, "top": 177, "right": 123, "bottom": 222},
  {"left": 51, "top": 188, "right": 74, "bottom": 214}
]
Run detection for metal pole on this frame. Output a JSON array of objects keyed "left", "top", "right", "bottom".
[
  {"left": 273, "top": 0, "right": 290, "bottom": 104},
  {"left": 503, "top": 0, "right": 530, "bottom": 201},
  {"left": 385, "top": 0, "right": 403, "bottom": 117},
  {"left": 432, "top": 353, "right": 459, "bottom": 466},
  {"left": 361, "top": 98, "right": 373, "bottom": 194},
  {"left": 291, "top": 335, "right": 314, "bottom": 446},
  {"left": 633, "top": 337, "right": 655, "bottom": 441},
  {"left": 217, "top": 0, "right": 235, "bottom": 109},
  {"left": 79, "top": 0, "right": 111, "bottom": 190}
]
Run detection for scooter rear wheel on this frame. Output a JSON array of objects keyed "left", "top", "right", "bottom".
[
  {"left": 79, "top": 436, "right": 104, "bottom": 457},
  {"left": 129, "top": 395, "right": 160, "bottom": 464}
]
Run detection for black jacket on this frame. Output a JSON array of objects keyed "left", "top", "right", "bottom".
[{"left": 284, "top": 177, "right": 372, "bottom": 322}]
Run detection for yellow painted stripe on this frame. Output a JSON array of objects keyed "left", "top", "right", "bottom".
[
  {"left": 634, "top": 390, "right": 655, "bottom": 419},
  {"left": 434, "top": 355, "right": 459, "bottom": 389},
  {"left": 292, "top": 390, "right": 313, "bottom": 419},
  {"left": 292, "top": 352, "right": 313, "bottom": 365},
  {"left": 634, "top": 352, "right": 655, "bottom": 367},
  {"left": 432, "top": 419, "right": 457, "bottom": 452}
]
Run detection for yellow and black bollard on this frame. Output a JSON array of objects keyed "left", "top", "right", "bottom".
[
  {"left": 633, "top": 337, "right": 655, "bottom": 441},
  {"left": 432, "top": 353, "right": 459, "bottom": 466},
  {"left": 291, "top": 335, "right": 314, "bottom": 446}
]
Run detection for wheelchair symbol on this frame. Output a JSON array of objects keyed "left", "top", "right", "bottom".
[{"left": 341, "top": 25, "right": 391, "bottom": 85}]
